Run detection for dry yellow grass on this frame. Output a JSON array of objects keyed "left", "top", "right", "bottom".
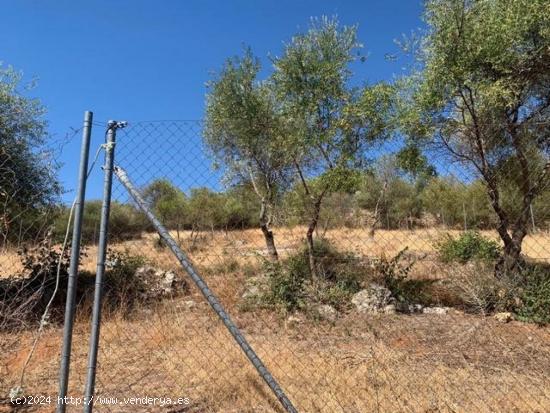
[
  {"left": 76, "top": 227, "right": 550, "bottom": 272},
  {"left": 1, "top": 227, "right": 550, "bottom": 412},
  {"left": 2, "top": 300, "right": 549, "bottom": 412},
  {"left": 2, "top": 227, "right": 549, "bottom": 278}
]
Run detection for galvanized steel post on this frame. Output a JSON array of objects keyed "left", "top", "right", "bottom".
[
  {"left": 57, "top": 111, "right": 93, "bottom": 413},
  {"left": 83, "top": 121, "right": 120, "bottom": 412}
]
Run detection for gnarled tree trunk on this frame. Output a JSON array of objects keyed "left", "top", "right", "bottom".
[
  {"left": 259, "top": 198, "right": 278, "bottom": 261},
  {"left": 305, "top": 193, "right": 324, "bottom": 277}
]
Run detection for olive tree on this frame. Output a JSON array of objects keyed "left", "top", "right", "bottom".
[
  {"left": 399, "top": 0, "right": 550, "bottom": 277},
  {"left": 0, "top": 65, "right": 60, "bottom": 246},
  {"left": 143, "top": 179, "right": 187, "bottom": 241},
  {"left": 272, "top": 18, "right": 394, "bottom": 274},
  {"left": 204, "top": 50, "right": 291, "bottom": 260}
]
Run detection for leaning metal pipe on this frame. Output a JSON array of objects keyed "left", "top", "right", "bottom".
[{"left": 113, "top": 165, "right": 298, "bottom": 413}]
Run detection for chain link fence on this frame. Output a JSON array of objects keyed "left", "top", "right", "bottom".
[{"left": 1, "top": 119, "right": 550, "bottom": 412}]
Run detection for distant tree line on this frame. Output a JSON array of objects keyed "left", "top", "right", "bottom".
[{"left": 50, "top": 167, "right": 550, "bottom": 246}]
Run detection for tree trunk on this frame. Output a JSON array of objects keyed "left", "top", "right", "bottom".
[
  {"left": 495, "top": 229, "right": 526, "bottom": 278},
  {"left": 260, "top": 223, "right": 278, "bottom": 261},
  {"left": 259, "top": 198, "right": 278, "bottom": 261},
  {"left": 306, "top": 195, "right": 324, "bottom": 277}
]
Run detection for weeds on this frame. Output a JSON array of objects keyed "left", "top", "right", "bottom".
[
  {"left": 436, "top": 231, "right": 501, "bottom": 263},
  {"left": 261, "top": 239, "right": 367, "bottom": 312},
  {"left": 375, "top": 248, "right": 436, "bottom": 306}
]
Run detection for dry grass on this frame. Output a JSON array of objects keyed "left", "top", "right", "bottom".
[
  {"left": 2, "top": 228, "right": 549, "bottom": 278},
  {"left": 2, "top": 299, "right": 549, "bottom": 412},
  {"left": 1, "top": 227, "right": 550, "bottom": 412}
]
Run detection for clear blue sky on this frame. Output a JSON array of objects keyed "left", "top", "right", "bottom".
[{"left": 2, "top": 0, "right": 424, "bottom": 201}]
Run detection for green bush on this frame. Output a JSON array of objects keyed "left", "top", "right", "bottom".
[
  {"left": 516, "top": 264, "right": 550, "bottom": 325},
  {"left": 262, "top": 239, "right": 367, "bottom": 312},
  {"left": 376, "top": 248, "right": 435, "bottom": 305},
  {"left": 103, "top": 249, "right": 147, "bottom": 312},
  {"left": 436, "top": 231, "right": 501, "bottom": 263},
  {"left": 264, "top": 260, "right": 306, "bottom": 312},
  {"left": 53, "top": 201, "right": 148, "bottom": 244}
]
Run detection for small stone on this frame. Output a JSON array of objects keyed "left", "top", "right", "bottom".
[
  {"left": 494, "top": 312, "right": 513, "bottom": 323},
  {"left": 383, "top": 304, "right": 397, "bottom": 315},
  {"left": 241, "top": 285, "right": 261, "bottom": 300},
  {"left": 286, "top": 315, "right": 303, "bottom": 328},
  {"left": 422, "top": 306, "right": 449, "bottom": 315},
  {"left": 315, "top": 304, "right": 338, "bottom": 322},
  {"left": 409, "top": 304, "right": 424, "bottom": 313},
  {"left": 183, "top": 300, "right": 196, "bottom": 309},
  {"left": 241, "top": 276, "right": 269, "bottom": 300}
]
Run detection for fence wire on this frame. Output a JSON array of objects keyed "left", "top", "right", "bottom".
[{"left": 1, "top": 119, "right": 549, "bottom": 412}]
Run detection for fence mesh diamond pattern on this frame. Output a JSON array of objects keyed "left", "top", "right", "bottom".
[{"left": 1, "top": 120, "right": 549, "bottom": 412}]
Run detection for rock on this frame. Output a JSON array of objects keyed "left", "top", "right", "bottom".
[
  {"left": 160, "top": 270, "right": 176, "bottom": 294},
  {"left": 183, "top": 300, "right": 196, "bottom": 309},
  {"left": 383, "top": 304, "right": 397, "bottom": 315},
  {"left": 241, "top": 276, "right": 269, "bottom": 300},
  {"left": 134, "top": 266, "right": 186, "bottom": 299},
  {"left": 286, "top": 315, "right": 303, "bottom": 328},
  {"left": 494, "top": 312, "right": 513, "bottom": 323},
  {"left": 394, "top": 302, "right": 424, "bottom": 314},
  {"left": 422, "top": 306, "right": 449, "bottom": 315},
  {"left": 352, "top": 284, "right": 394, "bottom": 314},
  {"left": 315, "top": 304, "right": 338, "bottom": 322},
  {"left": 241, "top": 285, "right": 261, "bottom": 300},
  {"left": 408, "top": 303, "right": 424, "bottom": 313}
]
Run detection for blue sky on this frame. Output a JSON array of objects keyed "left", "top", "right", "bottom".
[{"left": 2, "top": 0, "right": 424, "bottom": 201}]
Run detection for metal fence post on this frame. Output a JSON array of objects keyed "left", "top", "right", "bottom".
[
  {"left": 83, "top": 121, "right": 120, "bottom": 412},
  {"left": 57, "top": 111, "right": 93, "bottom": 413}
]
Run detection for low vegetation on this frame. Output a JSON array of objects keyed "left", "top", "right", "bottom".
[
  {"left": 436, "top": 231, "right": 501, "bottom": 263},
  {"left": 262, "top": 239, "right": 368, "bottom": 312}
]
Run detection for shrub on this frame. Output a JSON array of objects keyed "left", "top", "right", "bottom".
[
  {"left": 264, "top": 260, "right": 306, "bottom": 312},
  {"left": 436, "top": 231, "right": 500, "bottom": 263},
  {"left": 375, "top": 248, "right": 435, "bottom": 305},
  {"left": 103, "top": 249, "right": 147, "bottom": 312},
  {"left": 0, "top": 239, "right": 72, "bottom": 331},
  {"left": 516, "top": 264, "right": 550, "bottom": 325},
  {"left": 449, "top": 262, "right": 520, "bottom": 314},
  {"left": 53, "top": 201, "right": 147, "bottom": 244},
  {"left": 262, "top": 239, "right": 367, "bottom": 312}
]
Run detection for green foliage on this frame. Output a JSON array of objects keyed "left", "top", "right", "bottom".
[
  {"left": 143, "top": 179, "right": 187, "bottom": 229},
  {"left": 355, "top": 159, "right": 424, "bottom": 229},
  {"left": 399, "top": 0, "right": 550, "bottom": 271},
  {"left": 103, "top": 249, "right": 147, "bottom": 311},
  {"left": 395, "top": 144, "right": 436, "bottom": 180},
  {"left": 263, "top": 260, "right": 306, "bottom": 312},
  {"left": 53, "top": 201, "right": 147, "bottom": 244},
  {"left": 375, "top": 248, "right": 434, "bottom": 305},
  {"left": 0, "top": 65, "right": 60, "bottom": 244},
  {"left": 422, "top": 177, "right": 494, "bottom": 229},
  {"left": 516, "top": 264, "right": 550, "bottom": 325},
  {"left": 263, "top": 239, "right": 366, "bottom": 311},
  {"left": 436, "top": 231, "right": 501, "bottom": 263}
]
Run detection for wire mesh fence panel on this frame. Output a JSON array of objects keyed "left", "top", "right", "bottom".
[
  {"left": 0, "top": 122, "right": 84, "bottom": 412},
  {"left": 1, "top": 118, "right": 549, "bottom": 413},
  {"left": 84, "top": 120, "right": 549, "bottom": 412}
]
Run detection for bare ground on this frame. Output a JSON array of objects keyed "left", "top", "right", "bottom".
[{"left": 1, "top": 228, "right": 549, "bottom": 412}]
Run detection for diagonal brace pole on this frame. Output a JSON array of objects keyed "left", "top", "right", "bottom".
[{"left": 113, "top": 165, "right": 298, "bottom": 413}]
